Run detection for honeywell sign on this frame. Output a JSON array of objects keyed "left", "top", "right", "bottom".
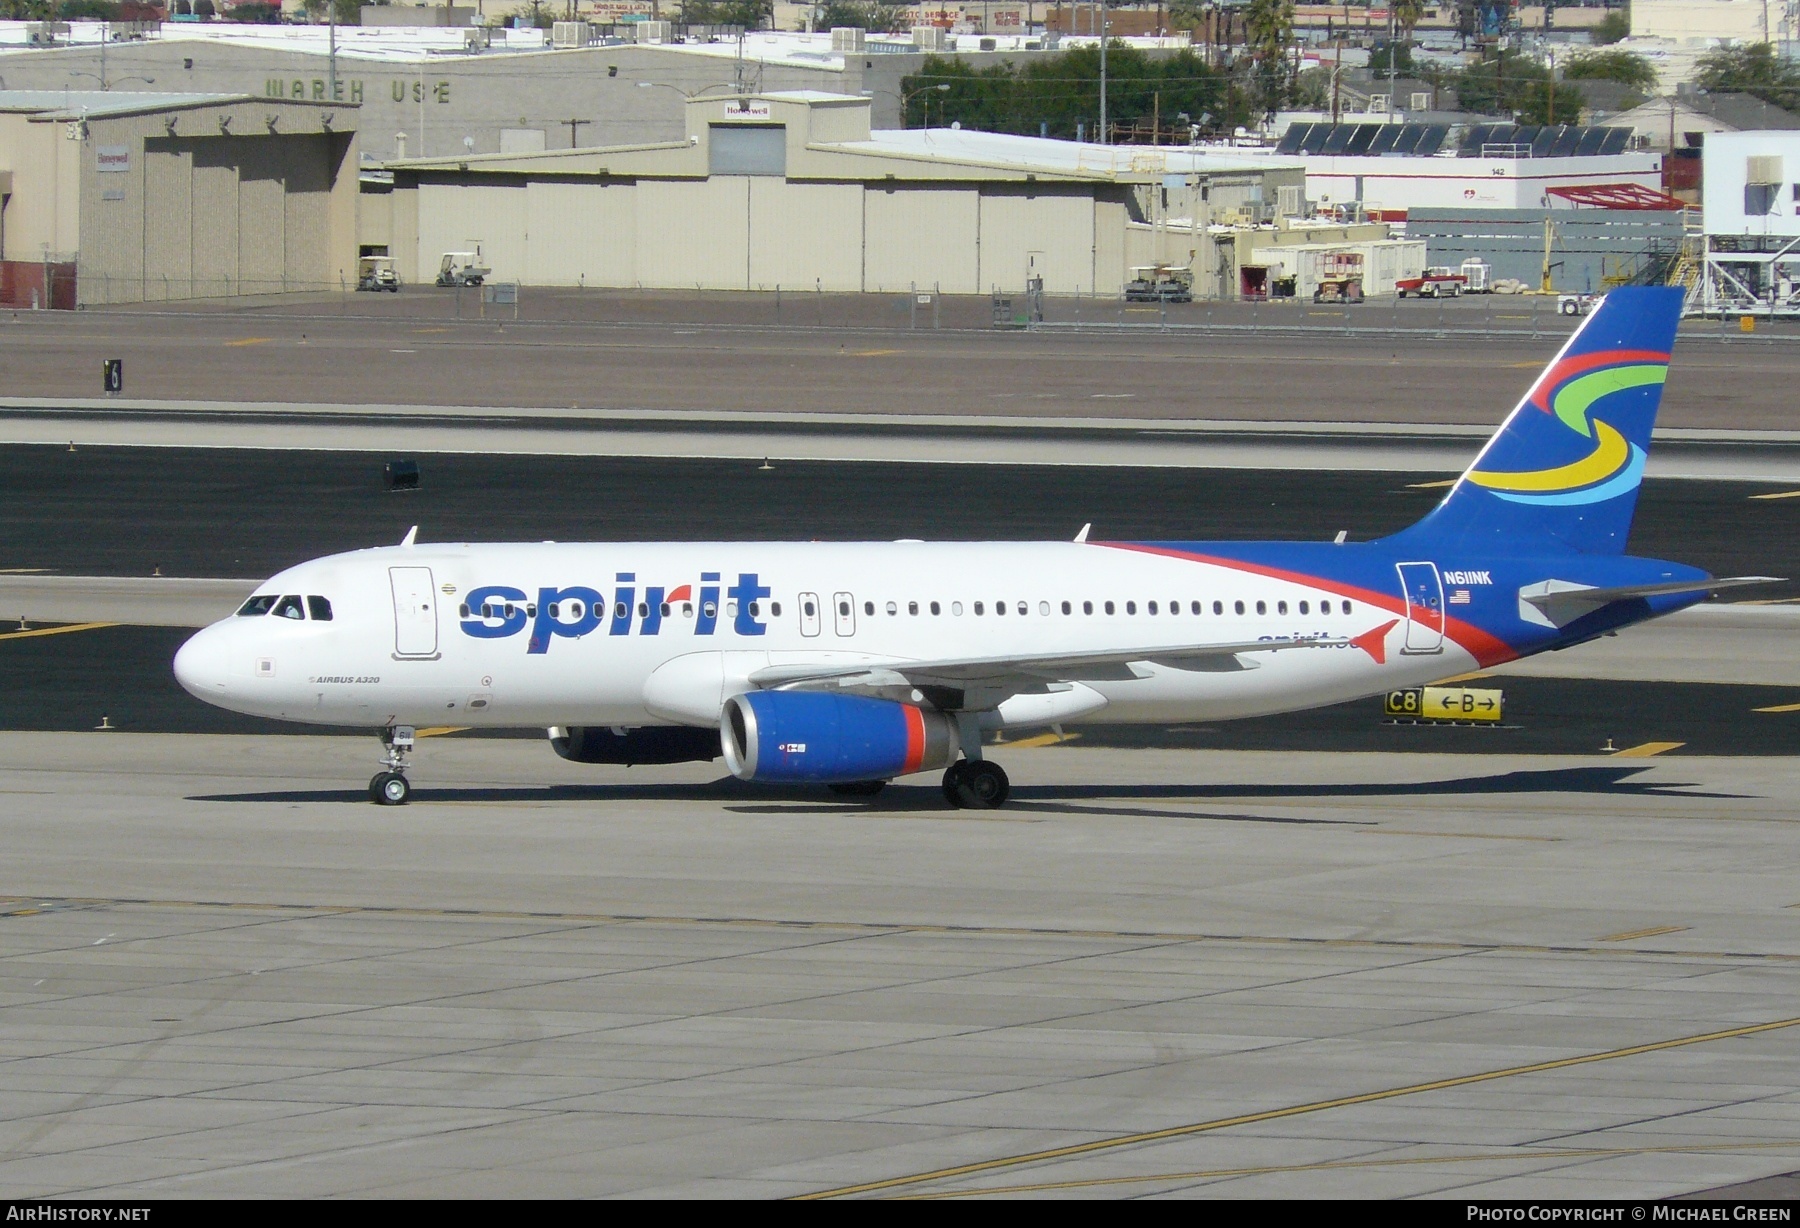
[{"left": 96, "top": 145, "right": 130, "bottom": 173}]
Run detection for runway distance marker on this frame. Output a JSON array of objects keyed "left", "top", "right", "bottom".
[
  {"left": 1406, "top": 479, "right": 1455, "bottom": 489},
  {"left": 1598, "top": 924, "right": 1689, "bottom": 942},
  {"left": 795, "top": 1014, "right": 1800, "bottom": 1200},
  {"left": 0, "top": 621, "right": 116, "bottom": 642},
  {"left": 1612, "top": 741, "right": 1685, "bottom": 757},
  {"left": 1748, "top": 490, "right": 1800, "bottom": 500},
  {"left": 900, "top": 1138, "right": 1800, "bottom": 1200},
  {"left": 1754, "top": 702, "right": 1800, "bottom": 713},
  {"left": 223, "top": 337, "right": 272, "bottom": 348}
]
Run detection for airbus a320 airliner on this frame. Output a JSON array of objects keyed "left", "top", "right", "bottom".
[{"left": 174, "top": 287, "right": 1761, "bottom": 808}]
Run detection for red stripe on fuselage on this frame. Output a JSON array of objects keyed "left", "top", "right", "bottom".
[
  {"left": 902, "top": 704, "right": 926, "bottom": 774},
  {"left": 1099, "top": 542, "right": 1519, "bottom": 668}
]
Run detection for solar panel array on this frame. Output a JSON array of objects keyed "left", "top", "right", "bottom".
[
  {"left": 1276, "top": 122, "right": 1451, "bottom": 156},
  {"left": 1455, "top": 123, "right": 1632, "bottom": 157},
  {"left": 1274, "top": 122, "right": 1631, "bottom": 158}
]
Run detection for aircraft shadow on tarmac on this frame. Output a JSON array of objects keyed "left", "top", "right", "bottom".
[{"left": 189, "top": 765, "right": 1746, "bottom": 810}]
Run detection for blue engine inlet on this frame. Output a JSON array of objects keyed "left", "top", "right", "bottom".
[{"left": 721, "top": 691, "right": 956, "bottom": 784}]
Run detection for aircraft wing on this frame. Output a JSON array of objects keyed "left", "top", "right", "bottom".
[
  {"left": 1521, "top": 576, "right": 1781, "bottom": 627},
  {"left": 748, "top": 635, "right": 1347, "bottom": 702}
]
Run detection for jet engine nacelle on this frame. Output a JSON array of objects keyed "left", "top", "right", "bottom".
[
  {"left": 550, "top": 725, "right": 721, "bottom": 766},
  {"left": 720, "top": 691, "right": 957, "bottom": 784}
]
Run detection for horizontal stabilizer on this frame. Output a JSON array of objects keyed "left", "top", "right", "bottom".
[{"left": 1519, "top": 576, "right": 1782, "bottom": 627}]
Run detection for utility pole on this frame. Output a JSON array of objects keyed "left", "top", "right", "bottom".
[
  {"left": 1099, "top": 3, "right": 1108, "bottom": 144},
  {"left": 564, "top": 117, "right": 589, "bottom": 147},
  {"left": 1387, "top": 6, "right": 1397, "bottom": 121}
]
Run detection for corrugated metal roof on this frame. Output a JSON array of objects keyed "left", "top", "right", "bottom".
[
  {"left": 828, "top": 128, "right": 1301, "bottom": 178},
  {"left": 0, "top": 89, "right": 246, "bottom": 117}
]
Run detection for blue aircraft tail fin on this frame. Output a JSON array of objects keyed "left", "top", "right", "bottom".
[{"left": 1393, "top": 285, "right": 1684, "bottom": 556}]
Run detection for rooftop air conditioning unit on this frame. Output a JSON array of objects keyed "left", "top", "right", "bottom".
[
  {"left": 913, "top": 26, "right": 948, "bottom": 51},
  {"left": 635, "top": 20, "right": 673, "bottom": 44},
  {"left": 1277, "top": 184, "right": 1303, "bottom": 216},
  {"left": 1747, "top": 155, "right": 1783, "bottom": 186},
  {"left": 1411, "top": 91, "right": 1430, "bottom": 112},
  {"left": 830, "top": 26, "right": 865, "bottom": 52},
  {"left": 1367, "top": 94, "right": 1390, "bottom": 114},
  {"left": 552, "top": 21, "right": 592, "bottom": 48}
]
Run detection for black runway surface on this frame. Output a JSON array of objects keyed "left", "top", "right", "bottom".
[{"left": 1, "top": 445, "right": 1795, "bottom": 754}]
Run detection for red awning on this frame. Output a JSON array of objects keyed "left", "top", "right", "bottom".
[{"left": 1545, "top": 183, "right": 1690, "bottom": 211}]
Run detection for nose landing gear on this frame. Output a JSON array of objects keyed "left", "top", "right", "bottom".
[{"left": 370, "top": 725, "right": 416, "bottom": 805}]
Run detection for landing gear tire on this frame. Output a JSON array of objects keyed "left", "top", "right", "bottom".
[
  {"left": 370, "top": 771, "right": 411, "bottom": 806},
  {"left": 829, "top": 779, "right": 887, "bottom": 797},
  {"left": 942, "top": 761, "right": 970, "bottom": 807},
  {"left": 945, "top": 760, "right": 1009, "bottom": 809}
]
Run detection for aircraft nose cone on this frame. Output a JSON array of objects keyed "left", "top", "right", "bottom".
[{"left": 173, "top": 628, "right": 229, "bottom": 699}]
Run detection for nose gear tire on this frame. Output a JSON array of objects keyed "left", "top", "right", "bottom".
[{"left": 370, "top": 772, "right": 411, "bottom": 805}]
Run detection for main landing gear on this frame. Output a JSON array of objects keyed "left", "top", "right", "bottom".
[
  {"left": 942, "top": 759, "right": 1010, "bottom": 809},
  {"left": 941, "top": 713, "right": 1009, "bottom": 808},
  {"left": 370, "top": 725, "right": 415, "bottom": 806}
]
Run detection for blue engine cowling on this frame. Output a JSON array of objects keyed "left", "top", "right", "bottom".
[{"left": 721, "top": 691, "right": 957, "bottom": 784}]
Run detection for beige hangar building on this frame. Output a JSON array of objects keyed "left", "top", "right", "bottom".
[
  {"left": 368, "top": 92, "right": 1305, "bottom": 297},
  {"left": 0, "top": 90, "right": 358, "bottom": 307}
]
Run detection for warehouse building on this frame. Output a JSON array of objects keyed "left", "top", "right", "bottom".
[
  {"left": 0, "top": 90, "right": 357, "bottom": 306},
  {"left": 371, "top": 91, "right": 1304, "bottom": 297},
  {"left": 0, "top": 22, "right": 1077, "bottom": 157}
]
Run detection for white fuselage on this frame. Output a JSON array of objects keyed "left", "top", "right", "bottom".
[{"left": 173, "top": 540, "right": 1477, "bottom": 732}]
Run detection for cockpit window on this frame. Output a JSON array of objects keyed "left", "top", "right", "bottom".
[
  {"left": 307, "top": 596, "right": 333, "bottom": 622},
  {"left": 237, "top": 595, "right": 278, "bottom": 617},
  {"left": 272, "top": 595, "right": 305, "bottom": 620}
]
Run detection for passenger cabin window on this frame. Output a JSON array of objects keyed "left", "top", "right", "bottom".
[
  {"left": 1256, "top": 600, "right": 1267, "bottom": 615},
  {"left": 1277, "top": 601, "right": 1288, "bottom": 615},
  {"left": 1234, "top": 600, "right": 1245, "bottom": 615},
  {"left": 273, "top": 595, "right": 305, "bottom": 620},
  {"left": 930, "top": 601, "right": 941, "bottom": 615},
  {"left": 974, "top": 601, "right": 985, "bottom": 615},
  {"left": 1299, "top": 601, "right": 1309, "bottom": 615},
  {"left": 1083, "top": 601, "right": 1094, "bottom": 615},
  {"left": 1192, "top": 601, "right": 1202, "bottom": 615},
  {"left": 864, "top": 601, "right": 875, "bottom": 616},
  {"left": 1104, "top": 601, "right": 1115, "bottom": 615},
  {"left": 1126, "top": 601, "right": 1137, "bottom": 615},
  {"left": 237, "top": 595, "right": 278, "bottom": 617},
  {"left": 1061, "top": 601, "right": 1072, "bottom": 615},
  {"left": 908, "top": 601, "right": 919, "bottom": 615},
  {"left": 307, "top": 596, "right": 333, "bottom": 622}
]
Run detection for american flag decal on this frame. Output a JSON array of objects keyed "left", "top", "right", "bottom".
[{"left": 1449, "top": 589, "right": 1472, "bottom": 605}]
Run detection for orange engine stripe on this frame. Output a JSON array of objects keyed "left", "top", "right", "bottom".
[{"left": 902, "top": 705, "right": 926, "bottom": 775}]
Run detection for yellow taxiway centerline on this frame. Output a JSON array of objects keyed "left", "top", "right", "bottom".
[
  {"left": 795, "top": 1014, "right": 1800, "bottom": 1199},
  {"left": 1611, "top": 741, "right": 1685, "bottom": 758},
  {"left": 0, "top": 621, "right": 117, "bottom": 642},
  {"left": 899, "top": 1138, "right": 1800, "bottom": 1199}
]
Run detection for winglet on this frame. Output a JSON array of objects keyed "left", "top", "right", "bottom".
[
  {"left": 1074, "top": 523, "right": 1091, "bottom": 544},
  {"left": 400, "top": 526, "right": 418, "bottom": 547}
]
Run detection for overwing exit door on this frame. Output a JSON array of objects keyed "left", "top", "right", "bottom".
[
  {"left": 390, "top": 566, "right": 439, "bottom": 658},
  {"left": 1396, "top": 562, "right": 1445, "bottom": 654}
]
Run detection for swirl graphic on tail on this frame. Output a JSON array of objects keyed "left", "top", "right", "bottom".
[{"left": 1464, "top": 349, "right": 1668, "bottom": 506}]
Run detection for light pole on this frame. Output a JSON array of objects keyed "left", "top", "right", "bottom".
[
  {"left": 636, "top": 80, "right": 737, "bottom": 99},
  {"left": 862, "top": 82, "right": 950, "bottom": 130},
  {"left": 68, "top": 70, "right": 154, "bottom": 92}
]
